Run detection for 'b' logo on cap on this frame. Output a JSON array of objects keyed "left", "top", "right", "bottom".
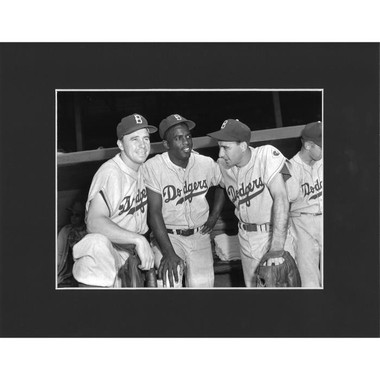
[
  {"left": 173, "top": 114, "right": 182, "bottom": 121},
  {"left": 134, "top": 114, "right": 143, "bottom": 124},
  {"left": 221, "top": 120, "right": 228, "bottom": 129}
]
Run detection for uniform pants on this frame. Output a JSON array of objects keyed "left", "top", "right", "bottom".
[
  {"left": 289, "top": 215, "right": 322, "bottom": 287},
  {"left": 238, "top": 229, "right": 271, "bottom": 287},
  {"left": 152, "top": 231, "right": 214, "bottom": 288},
  {"left": 72, "top": 233, "right": 131, "bottom": 287}
]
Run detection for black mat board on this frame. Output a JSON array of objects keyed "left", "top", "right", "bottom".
[{"left": 0, "top": 43, "right": 378, "bottom": 337}]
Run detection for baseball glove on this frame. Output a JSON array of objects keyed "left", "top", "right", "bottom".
[
  {"left": 118, "top": 251, "right": 157, "bottom": 288},
  {"left": 254, "top": 250, "right": 301, "bottom": 287}
]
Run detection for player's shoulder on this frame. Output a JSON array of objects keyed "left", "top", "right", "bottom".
[
  {"left": 144, "top": 152, "right": 166, "bottom": 167},
  {"left": 258, "top": 144, "right": 283, "bottom": 156},
  {"left": 95, "top": 156, "right": 120, "bottom": 176},
  {"left": 289, "top": 153, "right": 303, "bottom": 167},
  {"left": 192, "top": 151, "right": 215, "bottom": 164},
  {"left": 287, "top": 154, "right": 304, "bottom": 175}
]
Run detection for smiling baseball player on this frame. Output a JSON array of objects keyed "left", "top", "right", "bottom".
[
  {"left": 286, "top": 121, "right": 323, "bottom": 287},
  {"left": 72, "top": 113, "right": 157, "bottom": 287},
  {"left": 208, "top": 119, "right": 290, "bottom": 287},
  {"left": 142, "top": 114, "right": 225, "bottom": 288}
]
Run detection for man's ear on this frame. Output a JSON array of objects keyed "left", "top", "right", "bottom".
[
  {"left": 163, "top": 140, "right": 169, "bottom": 150},
  {"left": 240, "top": 141, "right": 248, "bottom": 152},
  {"left": 117, "top": 139, "right": 123, "bottom": 151}
]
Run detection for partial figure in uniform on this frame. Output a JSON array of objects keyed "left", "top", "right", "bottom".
[
  {"left": 72, "top": 114, "right": 157, "bottom": 287},
  {"left": 142, "top": 114, "right": 225, "bottom": 288},
  {"left": 208, "top": 119, "right": 290, "bottom": 287},
  {"left": 57, "top": 201, "right": 87, "bottom": 287},
  {"left": 286, "top": 121, "right": 323, "bottom": 287}
]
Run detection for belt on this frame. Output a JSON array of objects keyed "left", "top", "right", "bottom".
[
  {"left": 166, "top": 227, "right": 200, "bottom": 236},
  {"left": 239, "top": 222, "right": 272, "bottom": 232},
  {"left": 291, "top": 212, "right": 322, "bottom": 216}
]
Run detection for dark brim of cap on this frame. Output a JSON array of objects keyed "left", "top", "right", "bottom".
[
  {"left": 181, "top": 120, "right": 196, "bottom": 130},
  {"left": 160, "top": 120, "right": 196, "bottom": 139},
  {"left": 303, "top": 137, "right": 322, "bottom": 148},
  {"left": 207, "top": 130, "right": 244, "bottom": 142},
  {"left": 145, "top": 125, "right": 158, "bottom": 134},
  {"left": 118, "top": 124, "right": 158, "bottom": 139},
  {"left": 168, "top": 119, "right": 196, "bottom": 130}
]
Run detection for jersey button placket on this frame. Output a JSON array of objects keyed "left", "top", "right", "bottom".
[
  {"left": 183, "top": 172, "right": 192, "bottom": 227},
  {"left": 237, "top": 169, "right": 247, "bottom": 223}
]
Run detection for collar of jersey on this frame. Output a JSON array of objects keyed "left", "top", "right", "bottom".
[
  {"left": 162, "top": 151, "right": 196, "bottom": 172},
  {"left": 293, "top": 152, "right": 322, "bottom": 170},
  {"left": 113, "top": 153, "right": 139, "bottom": 178},
  {"left": 230, "top": 146, "right": 256, "bottom": 175}
]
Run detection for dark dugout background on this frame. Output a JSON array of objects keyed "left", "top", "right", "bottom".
[
  {"left": 57, "top": 90, "right": 322, "bottom": 231},
  {"left": 0, "top": 43, "right": 378, "bottom": 337}
]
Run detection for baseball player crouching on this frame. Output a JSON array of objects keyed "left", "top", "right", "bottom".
[
  {"left": 142, "top": 114, "right": 225, "bottom": 288},
  {"left": 72, "top": 114, "right": 157, "bottom": 287},
  {"left": 208, "top": 119, "right": 290, "bottom": 287},
  {"left": 286, "top": 122, "right": 323, "bottom": 287}
]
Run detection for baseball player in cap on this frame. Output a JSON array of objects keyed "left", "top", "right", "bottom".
[
  {"left": 286, "top": 121, "right": 323, "bottom": 287},
  {"left": 208, "top": 119, "right": 290, "bottom": 287},
  {"left": 71, "top": 113, "right": 157, "bottom": 287},
  {"left": 142, "top": 114, "right": 225, "bottom": 288}
]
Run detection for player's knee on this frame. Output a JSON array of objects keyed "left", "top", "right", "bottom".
[
  {"left": 73, "top": 233, "right": 112, "bottom": 256},
  {"left": 73, "top": 257, "right": 117, "bottom": 287},
  {"left": 72, "top": 233, "right": 118, "bottom": 287}
]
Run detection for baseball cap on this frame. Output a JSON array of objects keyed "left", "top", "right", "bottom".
[
  {"left": 302, "top": 121, "right": 322, "bottom": 147},
  {"left": 207, "top": 119, "right": 251, "bottom": 144},
  {"left": 117, "top": 113, "right": 157, "bottom": 140},
  {"left": 159, "top": 114, "right": 196, "bottom": 139}
]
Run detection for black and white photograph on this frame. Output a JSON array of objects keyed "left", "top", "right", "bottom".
[{"left": 56, "top": 89, "right": 323, "bottom": 290}]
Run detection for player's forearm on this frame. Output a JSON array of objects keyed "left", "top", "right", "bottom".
[
  {"left": 86, "top": 215, "right": 144, "bottom": 246},
  {"left": 270, "top": 195, "right": 289, "bottom": 251},
  {"left": 208, "top": 186, "right": 226, "bottom": 221},
  {"left": 148, "top": 212, "right": 177, "bottom": 258}
]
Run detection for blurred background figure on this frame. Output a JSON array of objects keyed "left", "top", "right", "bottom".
[{"left": 57, "top": 201, "right": 87, "bottom": 287}]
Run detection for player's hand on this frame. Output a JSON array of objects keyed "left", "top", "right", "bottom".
[
  {"left": 200, "top": 215, "right": 218, "bottom": 235},
  {"left": 265, "top": 257, "right": 285, "bottom": 266},
  {"left": 265, "top": 249, "right": 285, "bottom": 266},
  {"left": 134, "top": 236, "right": 155, "bottom": 270},
  {"left": 158, "top": 253, "right": 184, "bottom": 288}
]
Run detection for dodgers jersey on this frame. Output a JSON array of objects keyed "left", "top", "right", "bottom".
[
  {"left": 142, "top": 151, "right": 222, "bottom": 229},
  {"left": 286, "top": 152, "right": 323, "bottom": 213},
  {"left": 86, "top": 153, "right": 148, "bottom": 234},
  {"left": 219, "top": 145, "right": 287, "bottom": 225}
]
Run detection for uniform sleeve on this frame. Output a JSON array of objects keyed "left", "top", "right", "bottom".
[
  {"left": 261, "top": 145, "right": 287, "bottom": 185},
  {"left": 216, "top": 158, "right": 226, "bottom": 188},
  {"left": 284, "top": 160, "right": 300, "bottom": 202},
  {"left": 87, "top": 167, "right": 121, "bottom": 216},
  {"left": 141, "top": 159, "right": 161, "bottom": 194},
  {"left": 207, "top": 157, "right": 223, "bottom": 187}
]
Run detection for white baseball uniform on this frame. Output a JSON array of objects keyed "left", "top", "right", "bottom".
[
  {"left": 286, "top": 152, "right": 323, "bottom": 287},
  {"left": 218, "top": 145, "right": 288, "bottom": 286},
  {"left": 72, "top": 153, "right": 149, "bottom": 287},
  {"left": 142, "top": 151, "right": 222, "bottom": 287}
]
